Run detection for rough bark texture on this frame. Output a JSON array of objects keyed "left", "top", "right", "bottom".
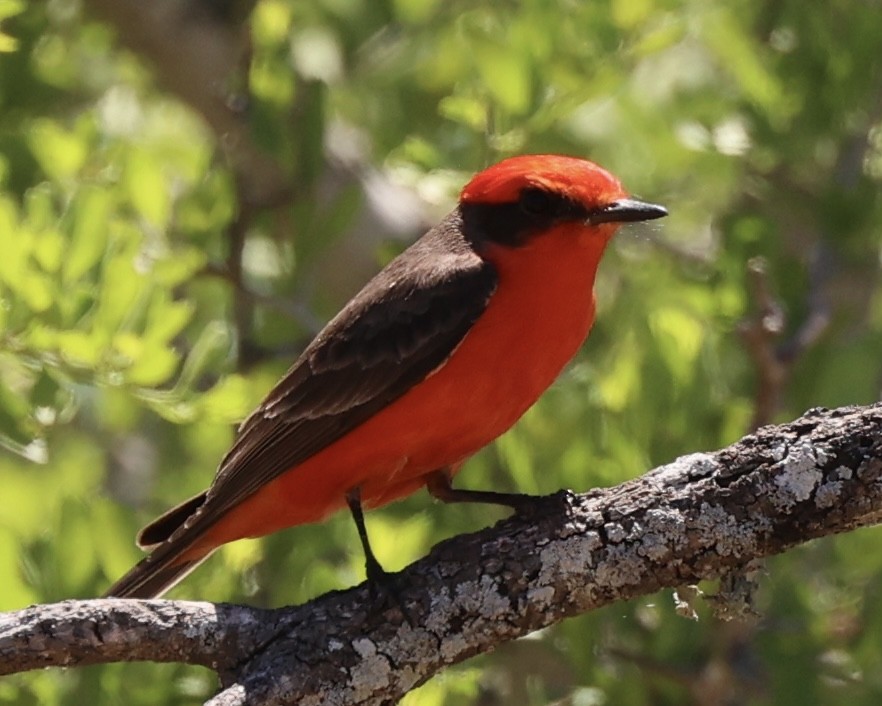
[{"left": 3, "top": 403, "right": 882, "bottom": 705}]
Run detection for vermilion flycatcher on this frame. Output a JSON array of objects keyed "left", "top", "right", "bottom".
[{"left": 105, "top": 154, "right": 667, "bottom": 598}]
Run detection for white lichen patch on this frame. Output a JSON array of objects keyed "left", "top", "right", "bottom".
[
  {"left": 814, "top": 445, "right": 832, "bottom": 466},
  {"left": 605, "top": 523, "right": 626, "bottom": 543},
  {"left": 349, "top": 638, "right": 392, "bottom": 700},
  {"left": 394, "top": 623, "right": 438, "bottom": 658},
  {"left": 638, "top": 535, "right": 671, "bottom": 561},
  {"left": 425, "top": 586, "right": 459, "bottom": 635},
  {"left": 438, "top": 632, "right": 470, "bottom": 662},
  {"left": 583, "top": 510, "right": 605, "bottom": 526},
  {"left": 527, "top": 585, "right": 556, "bottom": 608},
  {"left": 770, "top": 442, "right": 787, "bottom": 462},
  {"left": 537, "top": 532, "right": 602, "bottom": 586},
  {"left": 648, "top": 452, "right": 719, "bottom": 486},
  {"left": 392, "top": 666, "right": 421, "bottom": 694},
  {"left": 558, "top": 510, "right": 603, "bottom": 539},
  {"left": 352, "top": 637, "right": 379, "bottom": 659},
  {"left": 815, "top": 481, "right": 842, "bottom": 509},
  {"left": 772, "top": 440, "right": 823, "bottom": 510},
  {"left": 454, "top": 575, "right": 511, "bottom": 619},
  {"left": 693, "top": 503, "right": 758, "bottom": 558},
  {"left": 638, "top": 508, "right": 688, "bottom": 561},
  {"left": 627, "top": 521, "right": 644, "bottom": 541},
  {"left": 594, "top": 545, "right": 647, "bottom": 588},
  {"left": 832, "top": 465, "right": 853, "bottom": 481}
]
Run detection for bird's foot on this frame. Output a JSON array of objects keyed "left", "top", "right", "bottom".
[{"left": 363, "top": 558, "right": 419, "bottom": 623}]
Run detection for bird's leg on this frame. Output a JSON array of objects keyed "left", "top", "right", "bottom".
[
  {"left": 345, "top": 486, "right": 391, "bottom": 586},
  {"left": 345, "top": 487, "right": 416, "bottom": 617},
  {"left": 426, "top": 468, "right": 537, "bottom": 513}
]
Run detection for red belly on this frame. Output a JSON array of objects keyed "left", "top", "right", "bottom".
[{"left": 197, "top": 224, "right": 610, "bottom": 548}]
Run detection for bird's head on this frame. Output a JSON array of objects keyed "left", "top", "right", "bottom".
[{"left": 459, "top": 154, "right": 666, "bottom": 248}]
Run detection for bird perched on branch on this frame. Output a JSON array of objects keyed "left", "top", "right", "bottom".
[{"left": 105, "top": 154, "right": 667, "bottom": 599}]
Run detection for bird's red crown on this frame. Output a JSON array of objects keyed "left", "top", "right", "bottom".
[{"left": 460, "top": 154, "right": 626, "bottom": 208}]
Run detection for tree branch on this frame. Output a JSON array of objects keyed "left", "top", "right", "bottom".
[{"left": 3, "top": 403, "right": 882, "bottom": 705}]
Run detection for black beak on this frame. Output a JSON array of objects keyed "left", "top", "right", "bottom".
[{"left": 589, "top": 198, "right": 668, "bottom": 225}]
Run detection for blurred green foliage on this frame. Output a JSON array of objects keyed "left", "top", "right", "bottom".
[{"left": 1, "top": 0, "right": 882, "bottom": 704}]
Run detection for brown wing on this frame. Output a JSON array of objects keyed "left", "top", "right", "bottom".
[
  {"left": 106, "top": 215, "right": 496, "bottom": 598},
  {"left": 170, "top": 210, "right": 496, "bottom": 540}
]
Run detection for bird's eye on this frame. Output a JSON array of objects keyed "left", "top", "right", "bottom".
[{"left": 520, "top": 188, "right": 556, "bottom": 216}]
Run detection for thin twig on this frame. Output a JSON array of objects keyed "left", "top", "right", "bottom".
[{"left": 737, "top": 257, "right": 788, "bottom": 430}]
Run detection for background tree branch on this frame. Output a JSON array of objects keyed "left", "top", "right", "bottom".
[{"left": 3, "top": 403, "right": 882, "bottom": 704}]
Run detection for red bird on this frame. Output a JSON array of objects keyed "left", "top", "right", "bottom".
[{"left": 105, "top": 154, "right": 666, "bottom": 598}]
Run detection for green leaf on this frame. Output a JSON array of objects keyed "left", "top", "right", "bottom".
[
  {"left": 125, "top": 344, "right": 179, "bottom": 386},
  {"left": 124, "top": 147, "right": 171, "bottom": 228},
  {"left": 56, "top": 330, "right": 101, "bottom": 367},
  {"left": 145, "top": 297, "right": 194, "bottom": 344},
  {"left": 474, "top": 43, "right": 532, "bottom": 115},
  {"left": 32, "top": 227, "right": 64, "bottom": 273},
  {"left": 28, "top": 118, "right": 89, "bottom": 180},
  {"left": 0, "top": 380, "right": 35, "bottom": 457},
  {"left": 612, "top": 0, "right": 652, "bottom": 29},
  {"left": 0, "top": 0, "right": 24, "bottom": 52},
  {"left": 174, "top": 321, "right": 231, "bottom": 392},
  {"left": 150, "top": 247, "right": 207, "bottom": 287},
  {"left": 0, "top": 0, "right": 26, "bottom": 21},
  {"left": 93, "top": 248, "right": 146, "bottom": 333},
  {"left": 251, "top": 0, "right": 291, "bottom": 46},
  {"left": 393, "top": 0, "right": 443, "bottom": 24},
  {"left": 197, "top": 374, "right": 252, "bottom": 423},
  {"left": 0, "top": 31, "right": 17, "bottom": 52},
  {"left": 20, "top": 271, "right": 54, "bottom": 312},
  {"left": 64, "top": 186, "right": 112, "bottom": 283},
  {"left": 438, "top": 95, "right": 487, "bottom": 130},
  {"left": 0, "top": 195, "right": 25, "bottom": 290}
]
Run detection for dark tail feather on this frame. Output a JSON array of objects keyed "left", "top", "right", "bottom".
[
  {"left": 137, "top": 491, "right": 208, "bottom": 548},
  {"left": 104, "top": 490, "right": 212, "bottom": 599},
  {"left": 103, "top": 549, "right": 213, "bottom": 598}
]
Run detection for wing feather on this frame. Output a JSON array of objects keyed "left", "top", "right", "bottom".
[{"left": 163, "top": 210, "right": 496, "bottom": 544}]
